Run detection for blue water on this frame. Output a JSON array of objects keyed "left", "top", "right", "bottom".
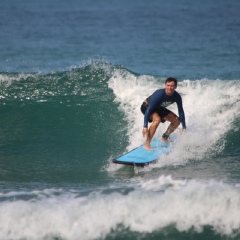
[{"left": 0, "top": 0, "right": 240, "bottom": 239}]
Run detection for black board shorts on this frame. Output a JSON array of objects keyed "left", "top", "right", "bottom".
[{"left": 141, "top": 102, "right": 171, "bottom": 123}]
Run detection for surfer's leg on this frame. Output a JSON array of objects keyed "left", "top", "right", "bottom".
[
  {"left": 161, "top": 112, "right": 180, "bottom": 141},
  {"left": 144, "top": 113, "right": 161, "bottom": 150}
]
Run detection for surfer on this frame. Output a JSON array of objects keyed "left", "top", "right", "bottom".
[{"left": 141, "top": 77, "right": 186, "bottom": 150}]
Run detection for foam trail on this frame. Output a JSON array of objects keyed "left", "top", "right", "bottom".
[{"left": 0, "top": 176, "right": 240, "bottom": 240}]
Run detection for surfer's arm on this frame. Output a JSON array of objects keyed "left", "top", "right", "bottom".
[
  {"left": 143, "top": 105, "right": 154, "bottom": 128},
  {"left": 176, "top": 94, "right": 186, "bottom": 129}
]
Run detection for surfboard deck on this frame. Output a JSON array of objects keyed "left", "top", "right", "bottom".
[{"left": 112, "top": 139, "right": 171, "bottom": 167}]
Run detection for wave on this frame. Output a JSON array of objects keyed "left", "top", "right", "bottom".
[
  {"left": 0, "top": 61, "right": 115, "bottom": 103},
  {"left": 0, "top": 176, "right": 240, "bottom": 240},
  {"left": 1, "top": 61, "right": 240, "bottom": 174},
  {"left": 0, "top": 62, "right": 130, "bottom": 183}
]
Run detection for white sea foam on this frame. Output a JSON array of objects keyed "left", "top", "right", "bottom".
[
  {"left": 0, "top": 176, "right": 240, "bottom": 240},
  {"left": 108, "top": 71, "right": 240, "bottom": 166}
]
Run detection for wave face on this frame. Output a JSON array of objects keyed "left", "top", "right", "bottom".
[{"left": 0, "top": 62, "right": 128, "bottom": 185}]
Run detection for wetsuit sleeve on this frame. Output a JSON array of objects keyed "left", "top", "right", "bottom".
[
  {"left": 143, "top": 90, "right": 165, "bottom": 128},
  {"left": 176, "top": 93, "right": 186, "bottom": 129}
]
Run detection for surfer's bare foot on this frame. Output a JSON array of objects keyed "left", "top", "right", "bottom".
[
  {"left": 144, "top": 144, "right": 153, "bottom": 150},
  {"left": 161, "top": 137, "right": 169, "bottom": 142}
]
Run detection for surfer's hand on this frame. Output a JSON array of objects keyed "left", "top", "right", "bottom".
[{"left": 142, "top": 127, "right": 148, "bottom": 137}]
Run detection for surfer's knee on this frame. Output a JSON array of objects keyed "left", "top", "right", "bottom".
[
  {"left": 151, "top": 113, "right": 161, "bottom": 124},
  {"left": 152, "top": 116, "right": 161, "bottom": 126},
  {"left": 174, "top": 116, "right": 180, "bottom": 127}
]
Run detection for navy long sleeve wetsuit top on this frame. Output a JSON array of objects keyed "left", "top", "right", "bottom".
[{"left": 144, "top": 89, "right": 186, "bottom": 129}]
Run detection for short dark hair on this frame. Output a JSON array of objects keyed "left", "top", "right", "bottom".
[{"left": 165, "top": 77, "right": 177, "bottom": 87}]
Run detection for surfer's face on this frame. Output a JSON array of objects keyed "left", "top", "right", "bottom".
[{"left": 165, "top": 81, "right": 176, "bottom": 95}]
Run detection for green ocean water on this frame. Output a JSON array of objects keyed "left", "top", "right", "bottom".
[{"left": 0, "top": 63, "right": 127, "bottom": 186}]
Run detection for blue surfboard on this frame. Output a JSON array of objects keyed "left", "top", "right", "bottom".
[{"left": 112, "top": 139, "right": 171, "bottom": 166}]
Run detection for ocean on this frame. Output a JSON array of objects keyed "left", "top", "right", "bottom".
[{"left": 0, "top": 0, "right": 240, "bottom": 239}]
